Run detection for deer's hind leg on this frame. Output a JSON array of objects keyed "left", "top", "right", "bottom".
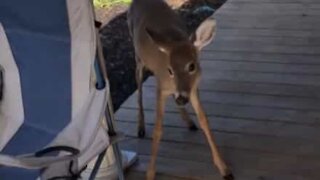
[
  {"left": 177, "top": 105, "right": 198, "bottom": 131},
  {"left": 136, "top": 56, "right": 146, "bottom": 138}
]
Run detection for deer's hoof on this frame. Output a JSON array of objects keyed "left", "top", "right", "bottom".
[
  {"left": 223, "top": 172, "right": 234, "bottom": 180},
  {"left": 189, "top": 124, "right": 198, "bottom": 131},
  {"left": 138, "top": 129, "right": 145, "bottom": 138}
]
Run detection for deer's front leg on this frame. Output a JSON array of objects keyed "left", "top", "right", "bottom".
[
  {"left": 190, "top": 90, "right": 234, "bottom": 180},
  {"left": 136, "top": 59, "right": 145, "bottom": 138},
  {"left": 147, "top": 89, "right": 167, "bottom": 180}
]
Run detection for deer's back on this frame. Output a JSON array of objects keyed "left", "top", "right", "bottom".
[{"left": 128, "top": 0, "right": 189, "bottom": 77}]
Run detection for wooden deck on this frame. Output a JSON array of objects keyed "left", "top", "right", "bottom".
[{"left": 116, "top": 0, "right": 320, "bottom": 179}]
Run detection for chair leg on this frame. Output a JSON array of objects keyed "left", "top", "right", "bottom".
[
  {"left": 92, "top": 11, "right": 126, "bottom": 179},
  {"left": 88, "top": 150, "right": 107, "bottom": 180},
  {"left": 105, "top": 100, "right": 125, "bottom": 180},
  {"left": 112, "top": 144, "right": 125, "bottom": 180},
  {"left": 88, "top": 102, "right": 125, "bottom": 180},
  {"left": 88, "top": 145, "right": 124, "bottom": 180}
]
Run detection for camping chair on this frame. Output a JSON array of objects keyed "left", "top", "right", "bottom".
[{"left": 0, "top": 0, "right": 136, "bottom": 179}]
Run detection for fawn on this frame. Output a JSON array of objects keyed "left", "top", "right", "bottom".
[{"left": 127, "top": 0, "right": 233, "bottom": 179}]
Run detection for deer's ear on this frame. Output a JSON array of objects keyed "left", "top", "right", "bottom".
[
  {"left": 146, "top": 28, "right": 170, "bottom": 54},
  {"left": 192, "top": 17, "right": 217, "bottom": 50}
]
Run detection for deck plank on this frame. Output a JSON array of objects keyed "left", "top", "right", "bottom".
[
  {"left": 200, "top": 70, "right": 320, "bottom": 86},
  {"left": 220, "top": 3, "right": 320, "bottom": 16},
  {"left": 125, "top": 171, "right": 193, "bottom": 180},
  {"left": 212, "top": 28, "right": 320, "bottom": 38},
  {"left": 122, "top": 86, "right": 320, "bottom": 113},
  {"left": 212, "top": 35, "right": 320, "bottom": 46},
  {"left": 121, "top": 90, "right": 320, "bottom": 126},
  {"left": 116, "top": 108, "right": 320, "bottom": 140},
  {"left": 120, "top": 140, "right": 319, "bottom": 179},
  {"left": 215, "top": 15, "right": 320, "bottom": 31},
  {"left": 117, "top": 121, "right": 320, "bottom": 157},
  {"left": 207, "top": 39, "right": 320, "bottom": 55},
  {"left": 144, "top": 77, "right": 320, "bottom": 99},
  {"left": 200, "top": 60, "right": 320, "bottom": 75},
  {"left": 229, "top": 0, "right": 320, "bottom": 4},
  {"left": 200, "top": 51, "right": 320, "bottom": 65},
  {"left": 126, "top": 155, "right": 313, "bottom": 180}
]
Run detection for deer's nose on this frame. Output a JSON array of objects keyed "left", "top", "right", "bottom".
[{"left": 175, "top": 95, "right": 189, "bottom": 106}]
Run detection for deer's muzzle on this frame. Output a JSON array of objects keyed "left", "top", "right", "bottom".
[{"left": 175, "top": 94, "right": 189, "bottom": 106}]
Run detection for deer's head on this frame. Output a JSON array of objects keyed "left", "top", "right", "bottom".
[{"left": 146, "top": 17, "right": 217, "bottom": 106}]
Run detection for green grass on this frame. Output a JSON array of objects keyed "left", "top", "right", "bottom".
[{"left": 94, "top": 0, "right": 132, "bottom": 8}]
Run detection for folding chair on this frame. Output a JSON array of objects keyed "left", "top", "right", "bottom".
[{"left": 0, "top": 0, "right": 136, "bottom": 179}]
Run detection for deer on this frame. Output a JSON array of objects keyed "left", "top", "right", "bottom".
[{"left": 127, "top": 0, "right": 233, "bottom": 179}]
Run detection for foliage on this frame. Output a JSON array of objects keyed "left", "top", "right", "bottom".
[{"left": 93, "top": 0, "right": 132, "bottom": 8}]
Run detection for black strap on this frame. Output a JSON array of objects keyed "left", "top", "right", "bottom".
[
  {"left": 35, "top": 146, "right": 79, "bottom": 157},
  {"left": 47, "top": 161, "right": 87, "bottom": 180},
  {"left": 36, "top": 146, "right": 84, "bottom": 180}
]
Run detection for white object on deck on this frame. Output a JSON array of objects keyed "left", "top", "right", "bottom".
[{"left": 82, "top": 149, "right": 138, "bottom": 179}]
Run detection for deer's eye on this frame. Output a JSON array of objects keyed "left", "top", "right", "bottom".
[
  {"left": 188, "top": 63, "right": 196, "bottom": 73},
  {"left": 168, "top": 67, "right": 174, "bottom": 77}
]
